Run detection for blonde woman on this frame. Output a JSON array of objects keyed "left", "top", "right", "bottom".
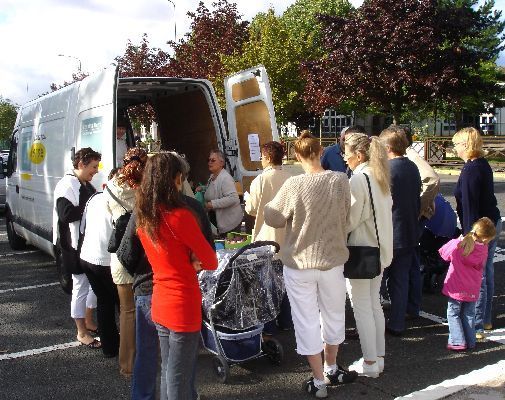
[
  {"left": 344, "top": 133, "right": 393, "bottom": 377},
  {"left": 452, "top": 127, "right": 501, "bottom": 338},
  {"left": 264, "top": 131, "right": 356, "bottom": 398}
]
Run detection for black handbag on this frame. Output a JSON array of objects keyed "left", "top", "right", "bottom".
[
  {"left": 344, "top": 173, "right": 381, "bottom": 279},
  {"left": 106, "top": 185, "right": 132, "bottom": 253}
]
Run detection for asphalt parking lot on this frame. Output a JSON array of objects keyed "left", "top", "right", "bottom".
[{"left": 1, "top": 174, "right": 504, "bottom": 400}]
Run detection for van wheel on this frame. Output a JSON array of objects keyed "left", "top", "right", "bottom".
[
  {"left": 54, "top": 244, "right": 72, "bottom": 295},
  {"left": 6, "top": 211, "right": 26, "bottom": 250}
]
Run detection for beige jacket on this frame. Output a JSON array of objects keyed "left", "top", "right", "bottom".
[
  {"left": 104, "top": 176, "right": 135, "bottom": 285},
  {"left": 346, "top": 163, "right": 393, "bottom": 269},
  {"left": 406, "top": 147, "right": 440, "bottom": 219},
  {"left": 204, "top": 169, "right": 243, "bottom": 233},
  {"left": 245, "top": 166, "right": 291, "bottom": 246}
]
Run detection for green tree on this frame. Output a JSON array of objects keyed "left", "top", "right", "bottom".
[
  {"left": 222, "top": 1, "right": 353, "bottom": 127},
  {"left": 0, "top": 97, "right": 18, "bottom": 145},
  {"left": 435, "top": 0, "right": 505, "bottom": 127}
]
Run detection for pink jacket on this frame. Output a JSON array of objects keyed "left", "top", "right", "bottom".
[{"left": 439, "top": 238, "right": 488, "bottom": 302}]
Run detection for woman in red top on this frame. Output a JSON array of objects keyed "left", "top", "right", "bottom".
[{"left": 136, "top": 153, "right": 217, "bottom": 400}]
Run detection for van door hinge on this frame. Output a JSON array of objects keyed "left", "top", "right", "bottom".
[{"left": 224, "top": 140, "right": 238, "bottom": 157}]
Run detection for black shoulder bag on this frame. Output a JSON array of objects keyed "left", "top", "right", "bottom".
[
  {"left": 343, "top": 173, "right": 381, "bottom": 279},
  {"left": 106, "top": 185, "right": 132, "bottom": 253}
]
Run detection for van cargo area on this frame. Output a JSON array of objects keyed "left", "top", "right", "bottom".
[{"left": 117, "top": 78, "right": 224, "bottom": 186}]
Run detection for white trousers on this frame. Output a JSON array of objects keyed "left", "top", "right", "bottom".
[
  {"left": 284, "top": 266, "right": 346, "bottom": 355},
  {"left": 346, "top": 272, "right": 385, "bottom": 361},
  {"left": 70, "top": 273, "right": 97, "bottom": 319}
]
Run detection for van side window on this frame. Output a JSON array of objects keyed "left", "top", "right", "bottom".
[{"left": 7, "top": 131, "right": 17, "bottom": 176}]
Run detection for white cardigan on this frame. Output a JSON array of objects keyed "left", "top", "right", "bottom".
[
  {"left": 80, "top": 193, "right": 113, "bottom": 266},
  {"left": 204, "top": 169, "right": 243, "bottom": 233},
  {"left": 346, "top": 163, "right": 393, "bottom": 269}
]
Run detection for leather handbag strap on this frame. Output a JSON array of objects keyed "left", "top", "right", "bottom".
[
  {"left": 105, "top": 185, "right": 129, "bottom": 213},
  {"left": 363, "top": 173, "right": 380, "bottom": 249}
]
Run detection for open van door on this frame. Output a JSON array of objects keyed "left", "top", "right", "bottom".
[
  {"left": 76, "top": 65, "right": 119, "bottom": 187},
  {"left": 224, "top": 65, "right": 278, "bottom": 191}
]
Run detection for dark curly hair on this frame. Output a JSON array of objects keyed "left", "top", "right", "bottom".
[
  {"left": 73, "top": 147, "right": 101, "bottom": 169},
  {"left": 136, "top": 153, "right": 186, "bottom": 243},
  {"left": 118, "top": 147, "right": 148, "bottom": 188},
  {"left": 261, "top": 141, "right": 284, "bottom": 165}
]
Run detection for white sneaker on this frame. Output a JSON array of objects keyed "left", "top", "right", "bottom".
[
  {"left": 377, "top": 357, "right": 384, "bottom": 373},
  {"left": 348, "top": 358, "right": 380, "bottom": 378}
]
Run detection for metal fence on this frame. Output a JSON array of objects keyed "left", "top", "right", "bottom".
[{"left": 282, "top": 136, "right": 505, "bottom": 172}]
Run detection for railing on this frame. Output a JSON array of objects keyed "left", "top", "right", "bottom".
[{"left": 282, "top": 136, "right": 505, "bottom": 172}]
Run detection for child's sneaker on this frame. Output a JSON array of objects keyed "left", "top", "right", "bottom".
[
  {"left": 447, "top": 343, "right": 467, "bottom": 351},
  {"left": 476, "top": 331, "right": 486, "bottom": 341},
  {"left": 303, "top": 378, "right": 328, "bottom": 398},
  {"left": 348, "top": 358, "right": 380, "bottom": 378},
  {"left": 323, "top": 365, "right": 358, "bottom": 385}
]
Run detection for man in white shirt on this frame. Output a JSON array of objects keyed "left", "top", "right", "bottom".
[{"left": 116, "top": 125, "right": 128, "bottom": 167}]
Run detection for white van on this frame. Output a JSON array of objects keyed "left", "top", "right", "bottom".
[{"left": 6, "top": 65, "right": 279, "bottom": 292}]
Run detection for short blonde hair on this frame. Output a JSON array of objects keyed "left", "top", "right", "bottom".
[
  {"left": 379, "top": 126, "right": 409, "bottom": 156},
  {"left": 294, "top": 130, "right": 321, "bottom": 160},
  {"left": 452, "top": 127, "right": 484, "bottom": 159}
]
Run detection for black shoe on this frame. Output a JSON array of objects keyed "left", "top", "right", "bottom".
[
  {"left": 324, "top": 365, "right": 358, "bottom": 386},
  {"left": 385, "top": 326, "right": 403, "bottom": 337},
  {"left": 303, "top": 378, "right": 328, "bottom": 398}
]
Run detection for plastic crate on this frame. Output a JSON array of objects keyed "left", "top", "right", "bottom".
[{"left": 224, "top": 232, "right": 251, "bottom": 249}]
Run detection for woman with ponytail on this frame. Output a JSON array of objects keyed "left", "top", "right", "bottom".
[
  {"left": 265, "top": 130, "right": 356, "bottom": 398},
  {"left": 439, "top": 217, "right": 496, "bottom": 351},
  {"left": 105, "top": 147, "right": 148, "bottom": 377},
  {"left": 343, "top": 133, "right": 393, "bottom": 378}
]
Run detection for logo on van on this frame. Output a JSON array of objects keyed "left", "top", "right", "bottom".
[{"left": 29, "top": 141, "right": 46, "bottom": 164}]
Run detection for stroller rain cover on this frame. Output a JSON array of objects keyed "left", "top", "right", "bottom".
[{"left": 199, "top": 245, "right": 285, "bottom": 330}]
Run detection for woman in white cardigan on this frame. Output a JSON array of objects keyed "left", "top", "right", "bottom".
[
  {"left": 201, "top": 150, "right": 243, "bottom": 236},
  {"left": 344, "top": 133, "right": 393, "bottom": 378}
]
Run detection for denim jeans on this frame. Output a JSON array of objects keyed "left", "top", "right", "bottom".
[
  {"left": 475, "top": 218, "right": 502, "bottom": 332},
  {"left": 447, "top": 298, "right": 476, "bottom": 348},
  {"left": 156, "top": 323, "right": 200, "bottom": 400},
  {"left": 132, "top": 295, "right": 158, "bottom": 400}
]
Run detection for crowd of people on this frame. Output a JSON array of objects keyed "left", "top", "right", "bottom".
[{"left": 52, "top": 125, "right": 501, "bottom": 399}]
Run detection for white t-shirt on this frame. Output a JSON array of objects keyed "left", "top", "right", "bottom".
[{"left": 116, "top": 137, "right": 128, "bottom": 166}]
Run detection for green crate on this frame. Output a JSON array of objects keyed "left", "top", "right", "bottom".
[{"left": 224, "top": 232, "right": 252, "bottom": 249}]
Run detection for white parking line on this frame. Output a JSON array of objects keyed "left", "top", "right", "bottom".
[
  {"left": 0, "top": 282, "right": 59, "bottom": 294},
  {"left": 0, "top": 341, "right": 80, "bottom": 361},
  {"left": 419, "top": 311, "right": 448, "bottom": 325},
  {"left": 0, "top": 250, "right": 40, "bottom": 258},
  {"left": 395, "top": 360, "right": 505, "bottom": 399}
]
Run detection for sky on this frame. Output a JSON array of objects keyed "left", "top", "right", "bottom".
[{"left": 0, "top": 0, "right": 503, "bottom": 106}]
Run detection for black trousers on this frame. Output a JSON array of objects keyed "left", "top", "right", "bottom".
[{"left": 80, "top": 259, "right": 120, "bottom": 357}]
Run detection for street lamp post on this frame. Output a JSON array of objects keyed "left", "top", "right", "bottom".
[
  {"left": 57, "top": 54, "right": 82, "bottom": 72},
  {"left": 167, "top": 0, "right": 176, "bottom": 42}
]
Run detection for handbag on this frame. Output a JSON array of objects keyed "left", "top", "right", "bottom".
[
  {"left": 344, "top": 173, "right": 381, "bottom": 279},
  {"left": 106, "top": 185, "right": 132, "bottom": 253}
]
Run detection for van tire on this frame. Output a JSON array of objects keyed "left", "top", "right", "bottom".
[
  {"left": 6, "top": 211, "right": 27, "bottom": 250},
  {"left": 54, "top": 244, "right": 72, "bottom": 295}
]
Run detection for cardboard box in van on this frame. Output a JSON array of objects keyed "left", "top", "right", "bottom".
[{"left": 5, "top": 65, "right": 279, "bottom": 292}]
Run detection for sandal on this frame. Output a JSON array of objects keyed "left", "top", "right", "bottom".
[
  {"left": 79, "top": 338, "right": 102, "bottom": 349},
  {"left": 87, "top": 328, "right": 99, "bottom": 336}
]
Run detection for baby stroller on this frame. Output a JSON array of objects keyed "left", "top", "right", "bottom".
[
  {"left": 420, "top": 194, "right": 460, "bottom": 292},
  {"left": 199, "top": 241, "right": 285, "bottom": 383}
]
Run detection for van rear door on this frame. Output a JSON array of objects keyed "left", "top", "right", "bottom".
[
  {"left": 224, "top": 65, "right": 278, "bottom": 191},
  {"left": 76, "top": 66, "right": 118, "bottom": 187}
]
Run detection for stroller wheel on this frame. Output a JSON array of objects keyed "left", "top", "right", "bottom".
[
  {"left": 262, "top": 338, "right": 284, "bottom": 366},
  {"left": 213, "top": 355, "right": 230, "bottom": 383}
]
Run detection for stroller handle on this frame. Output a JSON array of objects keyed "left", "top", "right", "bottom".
[{"left": 228, "top": 240, "right": 280, "bottom": 265}]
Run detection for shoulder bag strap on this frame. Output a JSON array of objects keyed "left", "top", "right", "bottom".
[
  {"left": 363, "top": 173, "right": 380, "bottom": 249},
  {"left": 105, "top": 185, "right": 129, "bottom": 213}
]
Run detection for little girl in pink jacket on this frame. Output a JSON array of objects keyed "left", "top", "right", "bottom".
[{"left": 439, "top": 217, "right": 496, "bottom": 351}]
